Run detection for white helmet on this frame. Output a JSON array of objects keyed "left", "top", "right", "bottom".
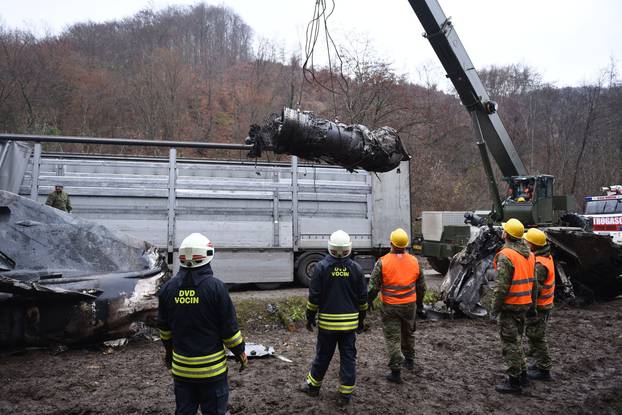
[
  {"left": 179, "top": 233, "right": 214, "bottom": 268},
  {"left": 328, "top": 230, "right": 352, "bottom": 258}
]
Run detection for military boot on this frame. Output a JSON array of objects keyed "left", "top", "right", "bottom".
[
  {"left": 386, "top": 369, "right": 403, "bottom": 384},
  {"left": 495, "top": 376, "right": 522, "bottom": 394},
  {"left": 519, "top": 370, "right": 529, "bottom": 387},
  {"left": 527, "top": 367, "right": 553, "bottom": 381},
  {"left": 403, "top": 358, "right": 415, "bottom": 371},
  {"left": 299, "top": 382, "right": 320, "bottom": 397}
]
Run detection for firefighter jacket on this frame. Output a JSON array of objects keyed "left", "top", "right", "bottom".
[
  {"left": 492, "top": 240, "right": 537, "bottom": 314},
  {"left": 306, "top": 255, "right": 368, "bottom": 333},
  {"left": 157, "top": 263, "right": 245, "bottom": 383}
]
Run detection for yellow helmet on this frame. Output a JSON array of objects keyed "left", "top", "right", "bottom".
[
  {"left": 524, "top": 228, "right": 547, "bottom": 246},
  {"left": 502, "top": 218, "right": 524, "bottom": 239},
  {"left": 390, "top": 228, "right": 409, "bottom": 248},
  {"left": 516, "top": 197, "right": 526, "bottom": 203}
]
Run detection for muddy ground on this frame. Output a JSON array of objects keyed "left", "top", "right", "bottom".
[{"left": 1, "top": 296, "right": 621, "bottom": 415}]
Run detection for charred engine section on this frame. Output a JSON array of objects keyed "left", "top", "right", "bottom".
[{"left": 246, "top": 107, "right": 411, "bottom": 172}]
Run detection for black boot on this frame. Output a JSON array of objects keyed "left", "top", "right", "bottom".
[
  {"left": 403, "top": 358, "right": 415, "bottom": 371},
  {"left": 386, "top": 369, "right": 403, "bottom": 384},
  {"left": 300, "top": 382, "right": 320, "bottom": 397},
  {"left": 527, "top": 367, "right": 553, "bottom": 381},
  {"left": 337, "top": 394, "right": 351, "bottom": 407},
  {"left": 520, "top": 370, "right": 529, "bottom": 387},
  {"left": 495, "top": 376, "right": 522, "bottom": 394}
]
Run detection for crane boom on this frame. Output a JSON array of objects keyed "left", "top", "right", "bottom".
[{"left": 408, "top": 0, "right": 527, "bottom": 178}]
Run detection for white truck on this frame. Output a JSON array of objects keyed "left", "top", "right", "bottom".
[
  {"left": 11, "top": 144, "right": 411, "bottom": 286},
  {"left": 583, "top": 185, "right": 622, "bottom": 244}
]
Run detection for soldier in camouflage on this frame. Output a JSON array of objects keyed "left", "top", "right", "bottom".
[
  {"left": 368, "top": 228, "right": 425, "bottom": 384},
  {"left": 46, "top": 185, "right": 72, "bottom": 212},
  {"left": 523, "top": 228, "right": 554, "bottom": 381},
  {"left": 492, "top": 218, "right": 537, "bottom": 394}
]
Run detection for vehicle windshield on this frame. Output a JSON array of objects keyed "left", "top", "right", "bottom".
[{"left": 585, "top": 199, "right": 622, "bottom": 214}]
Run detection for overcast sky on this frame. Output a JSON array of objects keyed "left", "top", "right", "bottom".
[{"left": 1, "top": 0, "right": 621, "bottom": 88}]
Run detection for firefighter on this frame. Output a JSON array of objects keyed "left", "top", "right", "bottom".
[
  {"left": 301, "top": 230, "right": 368, "bottom": 407},
  {"left": 523, "top": 228, "right": 554, "bottom": 381},
  {"left": 492, "top": 218, "right": 537, "bottom": 394},
  {"left": 157, "top": 233, "right": 248, "bottom": 415},
  {"left": 367, "top": 228, "right": 425, "bottom": 384},
  {"left": 45, "top": 185, "right": 72, "bottom": 212}
]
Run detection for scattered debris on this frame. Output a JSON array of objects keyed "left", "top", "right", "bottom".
[
  {"left": 246, "top": 107, "right": 411, "bottom": 172},
  {"left": 440, "top": 223, "right": 622, "bottom": 317},
  {"left": 225, "top": 342, "right": 292, "bottom": 363},
  {"left": 103, "top": 338, "right": 128, "bottom": 348},
  {"left": 0, "top": 191, "right": 169, "bottom": 349}
]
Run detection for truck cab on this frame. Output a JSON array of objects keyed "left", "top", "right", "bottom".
[
  {"left": 502, "top": 175, "right": 554, "bottom": 226},
  {"left": 583, "top": 186, "right": 622, "bottom": 244}
]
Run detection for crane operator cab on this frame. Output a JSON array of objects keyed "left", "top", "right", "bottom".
[{"left": 502, "top": 175, "right": 555, "bottom": 226}]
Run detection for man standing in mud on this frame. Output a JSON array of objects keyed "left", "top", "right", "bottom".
[
  {"left": 523, "top": 228, "right": 554, "bottom": 381},
  {"left": 492, "top": 218, "right": 537, "bottom": 394},
  {"left": 45, "top": 185, "right": 72, "bottom": 212},
  {"left": 301, "top": 230, "right": 368, "bottom": 407},
  {"left": 157, "top": 233, "right": 248, "bottom": 415},
  {"left": 367, "top": 228, "right": 425, "bottom": 384}
]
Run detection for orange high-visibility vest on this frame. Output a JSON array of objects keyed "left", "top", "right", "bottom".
[
  {"left": 380, "top": 253, "right": 420, "bottom": 305},
  {"left": 493, "top": 248, "right": 535, "bottom": 305},
  {"left": 535, "top": 255, "right": 555, "bottom": 307}
]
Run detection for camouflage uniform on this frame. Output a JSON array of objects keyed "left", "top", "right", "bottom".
[
  {"left": 492, "top": 240, "right": 537, "bottom": 377},
  {"left": 368, "top": 257, "right": 425, "bottom": 370},
  {"left": 46, "top": 190, "right": 72, "bottom": 212},
  {"left": 525, "top": 245, "right": 553, "bottom": 371}
]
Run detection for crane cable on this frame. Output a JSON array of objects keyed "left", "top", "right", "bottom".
[{"left": 298, "top": 0, "right": 349, "bottom": 119}]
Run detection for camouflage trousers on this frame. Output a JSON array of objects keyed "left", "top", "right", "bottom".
[
  {"left": 380, "top": 302, "right": 416, "bottom": 370},
  {"left": 525, "top": 309, "right": 552, "bottom": 370},
  {"left": 498, "top": 310, "right": 527, "bottom": 377}
]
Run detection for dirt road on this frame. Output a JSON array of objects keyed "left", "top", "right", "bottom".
[{"left": 1, "top": 296, "right": 621, "bottom": 414}]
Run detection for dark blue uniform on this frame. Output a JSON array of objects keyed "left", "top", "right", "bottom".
[
  {"left": 305, "top": 255, "right": 368, "bottom": 400},
  {"left": 158, "top": 263, "right": 245, "bottom": 415}
]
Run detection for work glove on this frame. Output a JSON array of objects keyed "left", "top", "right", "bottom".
[
  {"left": 163, "top": 352, "right": 172, "bottom": 370},
  {"left": 526, "top": 307, "right": 537, "bottom": 318},
  {"left": 357, "top": 310, "right": 367, "bottom": 334},
  {"left": 367, "top": 298, "right": 375, "bottom": 312},
  {"left": 416, "top": 305, "right": 427, "bottom": 320},
  {"left": 306, "top": 308, "right": 317, "bottom": 332},
  {"left": 235, "top": 352, "right": 249, "bottom": 373}
]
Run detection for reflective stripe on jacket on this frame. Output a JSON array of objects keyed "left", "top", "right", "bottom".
[
  {"left": 494, "top": 248, "right": 535, "bottom": 305},
  {"left": 318, "top": 312, "right": 359, "bottom": 331},
  {"left": 536, "top": 255, "right": 555, "bottom": 307},
  {"left": 380, "top": 252, "right": 420, "bottom": 305},
  {"left": 172, "top": 349, "right": 227, "bottom": 379}
]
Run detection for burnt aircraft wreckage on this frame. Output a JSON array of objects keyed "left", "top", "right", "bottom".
[
  {"left": 0, "top": 191, "right": 168, "bottom": 349},
  {"left": 246, "top": 107, "right": 411, "bottom": 172},
  {"left": 439, "top": 214, "right": 622, "bottom": 318}
]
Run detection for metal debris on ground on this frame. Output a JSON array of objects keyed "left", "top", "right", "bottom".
[
  {"left": 246, "top": 107, "right": 411, "bottom": 172},
  {"left": 0, "top": 191, "right": 169, "bottom": 349},
  {"left": 225, "top": 342, "right": 292, "bottom": 363},
  {"left": 440, "top": 223, "right": 622, "bottom": 317}
]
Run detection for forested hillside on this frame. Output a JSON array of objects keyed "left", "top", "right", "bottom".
[{"left": 1, "top": 4, "right": 620, "bottom": 214}]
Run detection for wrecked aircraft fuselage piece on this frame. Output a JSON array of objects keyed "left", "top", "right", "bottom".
[
  {"left": 440, "top": 223, "right": 622, "bottom": 318},
  {"left": 0, "top": 191, "right": 169, "bottom": 349},
  {"left": 246, "top": 107, "right": 411, "bottom": 172}
]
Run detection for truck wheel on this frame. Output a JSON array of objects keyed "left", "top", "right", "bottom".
[
  {"left": 427, "top": 257, "right": 450, "bottom": 275},
  {"left": 295, "top": 252, "right": 324, "bottom": 287}
]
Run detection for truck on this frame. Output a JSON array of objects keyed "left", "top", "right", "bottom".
[
  {"left": 583, "top": 185, "right": 622, "bottom": 244},
  {"left": 1, "top": 137, "right": 410, "bottom": 287}
]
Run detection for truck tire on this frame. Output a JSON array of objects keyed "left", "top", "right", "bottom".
[
  {"left": 295, "top": 252, "right": 324, "bottom": 287},
  {"left": 426, "top": 257, "right": 450, "bottom": 275}
]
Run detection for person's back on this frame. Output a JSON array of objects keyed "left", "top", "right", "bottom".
[{"left": 157, "top": 233, "right": 246, "bottom": 415}]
